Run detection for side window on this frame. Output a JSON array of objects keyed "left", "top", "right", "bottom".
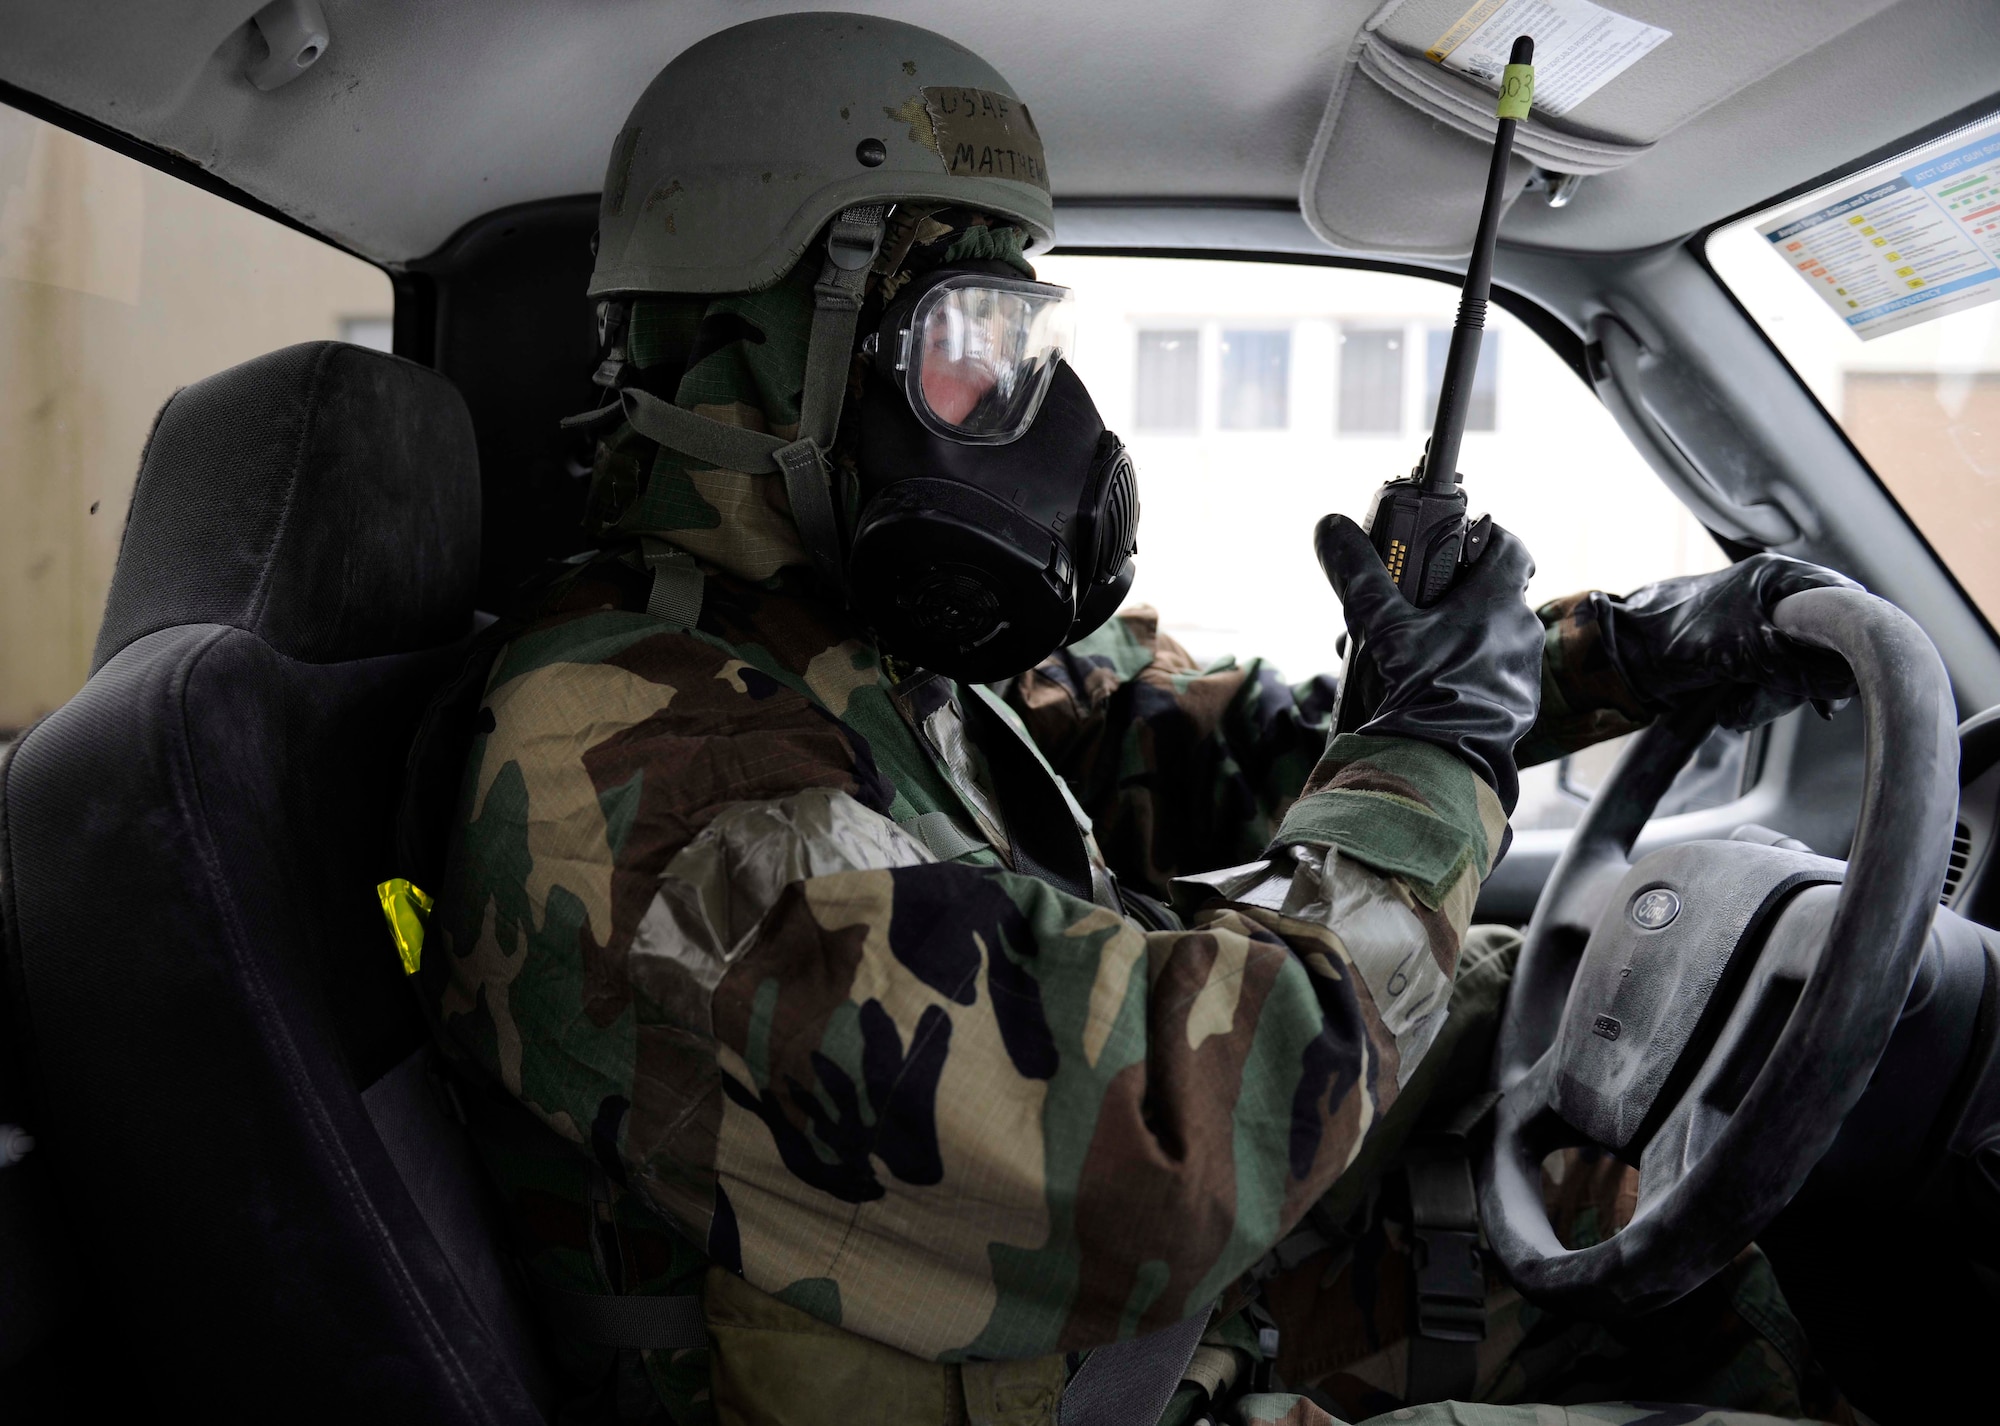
[
  {"left": 1710, "top": 204, "right": 2000, "bottom": 622},
  {"left": 0, "top": 104, "right": 391, "bottom": 737},
  {"left": 1043, "top": 254, "right": 1727, "bottom": 828}
]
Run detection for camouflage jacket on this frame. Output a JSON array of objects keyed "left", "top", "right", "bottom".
[
  {"left": 428, "top": 547, "right": 1507, "bottom": 1366},
  {"left": 422, "top": 223, "right": 1651, "bottom": 1416}
]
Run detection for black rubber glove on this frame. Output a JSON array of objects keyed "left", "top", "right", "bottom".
[
  {"left": 1317, "top": 514, "right": 1543, "bottom": 812},
  {"left": 1594, "top": 554, "right": 1861, "bottom": 732}
]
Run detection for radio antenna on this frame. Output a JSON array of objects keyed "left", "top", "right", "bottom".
[{"left": 1421, "top": 33, "right": 1534, "bottom": 495}]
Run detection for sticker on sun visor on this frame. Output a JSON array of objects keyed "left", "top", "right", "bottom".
[
  {"left": 1428, "top": 0, "right": 1671, "bottom": 118},
  {"left": 919, "top": 86, "right": 1049, "bottom": 190},
  {"left": 1756, "top": 110, "right": 2000, "bottom": 340}
]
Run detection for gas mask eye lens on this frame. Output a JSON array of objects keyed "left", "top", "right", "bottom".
[
  {"left": 918, "top": 301, "right": 999, "bottom": 424},
  {"left": 897, "top": 274, "right": 1075, "bottom": 445}
]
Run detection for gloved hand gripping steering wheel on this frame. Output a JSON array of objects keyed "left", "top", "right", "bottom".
[{"left": 1482, "top": 587, "right": 1959, "bottom": 1316}]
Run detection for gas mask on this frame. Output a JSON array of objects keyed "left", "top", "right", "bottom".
[{"left": 848, "top": 262, "right": 1139, "bottom": 682}]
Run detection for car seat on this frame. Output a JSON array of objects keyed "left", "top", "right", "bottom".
[{"left": 0, "top": 342, "right": 550, "bottom": 1420}]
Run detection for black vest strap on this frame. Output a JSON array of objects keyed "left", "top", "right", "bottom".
[{"left": 1058, "top": 1307, "right": 1213, "bottom": 1426}]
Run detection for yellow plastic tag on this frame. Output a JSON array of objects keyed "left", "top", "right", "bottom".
[
  {"left": 376, "top": 878, "right": 434, "bottom": 976},
  {"left": 1497, "top": 63, "right": 1534, "bottom": 120}
]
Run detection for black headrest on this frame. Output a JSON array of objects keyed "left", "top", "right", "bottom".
[{"left": 92, "top": 342, "right": 481, "bottom": 670}]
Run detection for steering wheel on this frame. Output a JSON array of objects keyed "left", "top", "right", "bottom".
[{"left": 1481, "top": 587, "right": 1959, "bottom": 1317}]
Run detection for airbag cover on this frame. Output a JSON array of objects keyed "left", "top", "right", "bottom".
[{"left": 1550, "top": 840, "right": 1841, "bottom": 1151}]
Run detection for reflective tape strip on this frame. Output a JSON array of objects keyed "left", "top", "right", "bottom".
[{"left": 375, "top": 878, "right": 432, "bottom": 975}]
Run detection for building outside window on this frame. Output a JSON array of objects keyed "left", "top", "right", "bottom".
[
  {"left": 1338, "top": 327, "right": 1404, "bottom": 433},
  {"left": 1051, "top": 254, "right": 1723, "bottom": 836},
  {"left": 1426, "top": 327, "right": 1499, "bottom": 430},
  {"left": 1066, "top": 254, "right": 1716, "bottom": 696},
  {"left": 1218, "top": 328, "right": 1290, "bottom": 430},
  {"left": 1134, "top": 329, "right": 1199, "bottom": 431}
]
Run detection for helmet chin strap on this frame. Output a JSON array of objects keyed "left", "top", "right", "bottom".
[{"left": 574, "top": 205, "right": 886, "bottom": 599}]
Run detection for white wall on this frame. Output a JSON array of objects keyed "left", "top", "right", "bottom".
[{"left": 0, "top": 107, "right": 391, "bottom": 729}]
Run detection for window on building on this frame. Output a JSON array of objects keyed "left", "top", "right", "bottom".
[
  {"left": 1218, "top": 329, "right": 1290, "bottom": 430},
  {"left": 341, "top": 316, "right": 395, "bottom": 352},
  {"left": 1425, "top": 327, "right": 1499, "bottom": 430},
  {"left": 1338, "top": 327, "right": 1404, "bottom": 433},
  {"left": 1134, "top": 329, "right": 1199, "bottom": 431}
]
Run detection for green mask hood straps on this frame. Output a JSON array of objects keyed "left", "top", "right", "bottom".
[
  {"left": 568, "top": 206, "right": 885, "bottom": 599},
  {"left": 779, "top": 202, "right": 885, "bottom": 597}
]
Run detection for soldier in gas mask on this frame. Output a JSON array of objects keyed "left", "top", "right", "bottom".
[{"left": 422, "top": 14, "right": 1858, "bottom": 1424}]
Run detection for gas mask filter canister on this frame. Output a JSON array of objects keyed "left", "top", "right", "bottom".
[{"left": 848, "top": 265, "right": 1139, "bottom": 683}]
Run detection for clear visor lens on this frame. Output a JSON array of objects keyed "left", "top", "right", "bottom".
[{"left": 905, "top": 278, "right": 1076, "bottom": 444}]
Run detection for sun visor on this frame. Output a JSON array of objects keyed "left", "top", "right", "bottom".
[{"left": 1302, "top": 0, "right": 1903, "bottom": 258}]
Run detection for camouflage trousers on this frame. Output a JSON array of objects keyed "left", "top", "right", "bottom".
[{"left": 1239, "top": 1400, "right": 1824, "bottom": 1426}]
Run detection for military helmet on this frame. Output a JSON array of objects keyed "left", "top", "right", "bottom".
[{"left": 590, "top": 13, "right": 1056, "bottom": 297}]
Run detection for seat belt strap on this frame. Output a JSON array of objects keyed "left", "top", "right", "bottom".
[
  {"left": 957, "top": 685, "right": 1095, "bottom": 902},
  {"left": 361, "top": 1048, "right": 555, "bottom": 1405},
  {"left": 1405, "top": 1152, "right": 1485, "bottom": 1404},
  {"left": 639, "top": 538, "right": 705, "bottom": 627},
  {"left": 1057, "top": 1308, "right": 1213, "bottom": 1426},
  {"left": 535, "top": 1284, "right": 708, "bottom": 1351},
  {"left": 395, "top": 616, "right": 522, "bottom": 889}
]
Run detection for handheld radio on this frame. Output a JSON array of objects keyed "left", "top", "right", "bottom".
[{"left": 1332, "top": 34, "right": 1535, "bottom": 735}]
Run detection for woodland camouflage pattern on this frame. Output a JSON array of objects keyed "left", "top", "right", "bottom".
[
  {"left": 1020, "top": 590, "right": 1650, "bottom": 903},
  {"left": 1239, "top": 1402, "right": 1834, "bottom": 1426},
  {"left": 1515, "top": 592, "right": 1653, "bottom": 767},
  {"left": 424, "top": 216, "right": 1778, "bottom": 1422},
  {"left": 1242, "top": 932, "right": 1853, "bottom": 1426},
  {"left": 1260, "top": 1188, "right": 1854, "bottom": 1425},
  {"left": 1009, "top": 608, "right": 1340, "bottom": 905},
  {"left": 427, "top": 551, "right": 1507, "bottom": 1359}
]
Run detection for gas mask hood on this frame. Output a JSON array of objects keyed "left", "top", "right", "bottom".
[
  {"left": 848, "top": 263, "right": 1138, "bottom": 682},
  {"left": 581, "top": 210, "right": 1138, "bottom": 685}
]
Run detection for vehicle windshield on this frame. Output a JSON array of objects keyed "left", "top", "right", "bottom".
[
  {"left": 1038, "top": 253, "right": 1726, "bottom": 828},
  {"left": 1038, "top": 254, "right": 1722, "bottom": 675},
  {"left": 1707, "top": 112, "right": 2000, "bottom": 621}
]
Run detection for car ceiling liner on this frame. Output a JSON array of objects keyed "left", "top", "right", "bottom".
[
  {"left": 5, "top": 0, "right": 1998, "bottom": 266},
  {"left": 1301, "top": 0, "right": 1904, "bottom": 257}
]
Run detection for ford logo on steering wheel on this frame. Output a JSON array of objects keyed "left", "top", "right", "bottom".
[{"left": 1630, "top": 888, "right": 1681, "bottom": 930}]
